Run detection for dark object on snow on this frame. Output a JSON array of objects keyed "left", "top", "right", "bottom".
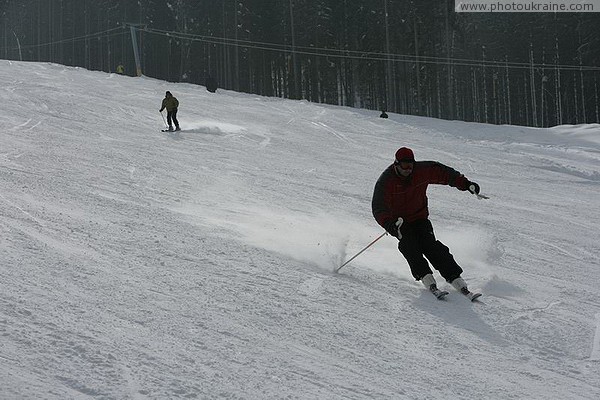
[
  {"left": 380, "top": 110, "right": 388, "bottom": 118},
  {"left": 206, "top": 76, "right": 218, "bottom": 93}
]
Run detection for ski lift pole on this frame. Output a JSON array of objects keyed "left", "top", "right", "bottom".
[
  {"left": 335, "top": 232, "right": 388, "bottom": 273},
  {"left": 129, "top": 24, "right": 144, "bottom": 77}
]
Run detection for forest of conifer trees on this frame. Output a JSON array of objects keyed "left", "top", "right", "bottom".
[{"left": 1, "top": 0, "right": 599, "bottom": 127}]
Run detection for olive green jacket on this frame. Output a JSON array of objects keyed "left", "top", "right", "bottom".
[{"left": 160, "top": 96, "right": 179, "bottom": 112}]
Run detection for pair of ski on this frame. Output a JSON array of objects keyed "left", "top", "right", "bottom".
[{"left": 430, "top": 286, "right": 482, "bottom": 302}]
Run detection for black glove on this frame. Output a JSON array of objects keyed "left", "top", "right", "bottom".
[
  {"left": 384, "top": 217, "right": 403, "bottom": 238},
  {"left": 467, "top": 181, "right": 480, "bottom": 195}
]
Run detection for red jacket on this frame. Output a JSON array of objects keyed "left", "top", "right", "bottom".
[{"left": 372, "top": 161, "right": 470, "bottom": 233}]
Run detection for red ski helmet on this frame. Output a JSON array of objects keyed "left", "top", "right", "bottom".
[{"left": 395, "top": 147, "right": 415, "bottom": 163}]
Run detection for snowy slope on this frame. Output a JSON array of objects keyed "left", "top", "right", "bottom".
[{"left": 1, "top": 60, "right": 599, "bottom": 399}]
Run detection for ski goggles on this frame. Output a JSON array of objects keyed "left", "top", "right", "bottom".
[{"left": 395, "top": 160, "right": 414, "bottom": 170}]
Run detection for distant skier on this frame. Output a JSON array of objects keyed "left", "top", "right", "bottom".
[
  {"left": 159, "top": 91, "right": 180, "bottom": 131},
  {"left": 380, "top": 110, "right": 388, "bottom": 118},
  {"left": 371, "top": 147, "right": 482, "bottom": 300}
]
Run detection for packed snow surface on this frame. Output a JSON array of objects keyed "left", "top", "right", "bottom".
[{"left": 1, "top": 61, "right": 599, "bottom": 399}]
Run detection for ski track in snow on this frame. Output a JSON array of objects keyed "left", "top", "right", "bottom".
[{"left": 1, "top": 61, "right": 600, "bottom": 399}]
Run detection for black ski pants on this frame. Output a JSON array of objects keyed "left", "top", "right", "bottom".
[
  {"left": 167, "top": 109, "right": 179, "bottom": 129},
  {"left": 397, "top": 219, "right": 463, "bottom": 282}
]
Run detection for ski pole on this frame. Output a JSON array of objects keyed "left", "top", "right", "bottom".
[{"left": 335, "top": 232, "right": 388, "bottom": 273}]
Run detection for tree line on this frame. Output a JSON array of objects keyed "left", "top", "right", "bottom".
[{"left": 1, "top": 0, "right": 599, "bottom": 127}]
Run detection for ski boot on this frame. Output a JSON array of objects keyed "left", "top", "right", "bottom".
[
  {"left": 451, "top": 277, "right": 482, "bottom": 302},
  {"left": 422, "top": 274, "right": 449, "bottom": 300}
]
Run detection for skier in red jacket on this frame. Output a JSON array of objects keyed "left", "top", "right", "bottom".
[{"left": 372, "top": 147, "right": 481, "bottom": 300}]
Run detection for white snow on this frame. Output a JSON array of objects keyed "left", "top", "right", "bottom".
[
  {"left": 1, "top": 60, "right": 599, "bottom": 399},
  {"left": 592, "top": 314, "right": 600, "bottom": 361}
]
